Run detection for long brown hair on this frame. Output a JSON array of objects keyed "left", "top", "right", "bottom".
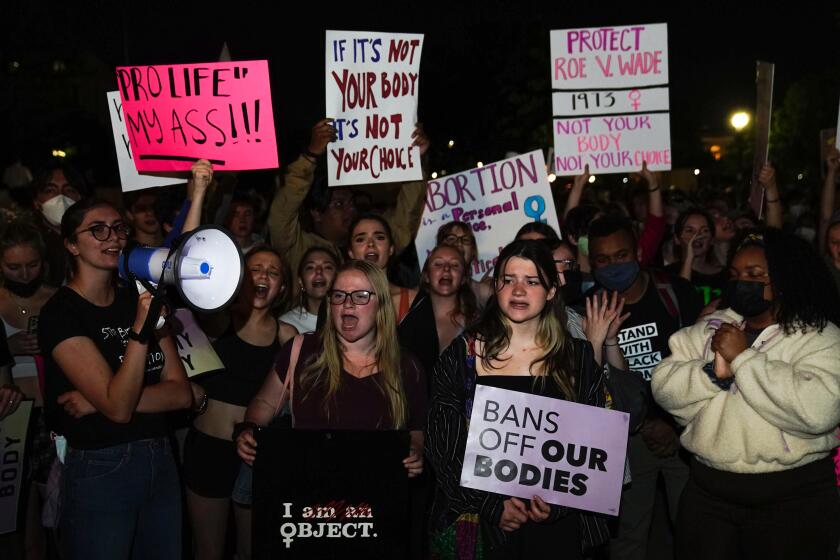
[
  {"left": 298, "top": 260, "right": 407, "bottom": 428},
  {"left": 422, "top": 244, "right": 478, "bottom": 326},
  {"left": 468, "top": 240, "right": 576, "bottom": 400}
]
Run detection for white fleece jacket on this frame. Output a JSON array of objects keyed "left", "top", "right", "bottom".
[{"left": 651, "top": 309, "right": 840, "bottom": 474}]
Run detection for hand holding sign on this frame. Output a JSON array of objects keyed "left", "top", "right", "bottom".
[
  {"left": 0, "top": 385, "right": 23, "bottom": 419},
  {"left": 500, "top": 497, "right": 529, "bottom": 532},
  {"left": 411, "top": 123, "right": 430, "bottom": 156},
  {"left": 189, "top": 159, "right": 214, "bottom": 196},
  {"left": 309, "top": 119, "right": 338, "bottom": 157}
]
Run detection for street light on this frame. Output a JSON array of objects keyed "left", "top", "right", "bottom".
[{"left": 730, "top": 111, "right": 750, "bottom": 132}]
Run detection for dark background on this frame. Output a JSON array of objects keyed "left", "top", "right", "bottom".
[{"left": 2, "top": 1, "right": 839, "bottom": 196}]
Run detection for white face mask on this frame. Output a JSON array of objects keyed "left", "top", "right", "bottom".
[
  {"left": 796, "top": 227, "right": 816, "bottom": 243},
  {"left": 790, "top": 204, "right": 807, "bottom": 219},
  {"left": 40, "top": 195, "right": 76, "bottom": 227}
]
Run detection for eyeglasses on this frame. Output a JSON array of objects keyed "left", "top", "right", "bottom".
[
  {"left": 328, "top": 289, "right": 376, "bottom": 306},
  {"left": 554, "top": 259, "right": 579, "bottom": 272},
  {"left": 443, "top": 234, "right": 474, "bottom": 247},
  {"left": 76, "top": 223, "right": 132, "bottom": 241}
]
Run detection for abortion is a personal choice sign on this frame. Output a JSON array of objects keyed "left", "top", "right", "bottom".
[
  {"left": 460, "top": 385, "right": 629, "bottom": 516},
  {"left": 415, "top": 150, "right": 561, "bottom": 281}
]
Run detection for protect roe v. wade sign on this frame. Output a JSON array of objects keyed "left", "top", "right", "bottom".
[
  {"left": 461, "top": 386, "right": 629, "bottom": 516},
  {"left": 116, "top": 60, "right": 278, "bottom": 172},
  {"left": 326, "top": 31, "right": 424, "bottom": 186},
  {"left": 550, "top": 24, "right": 671, "bottom": 175}
]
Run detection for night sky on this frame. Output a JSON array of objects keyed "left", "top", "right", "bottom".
[{"left": 2, "top": 1, "right": 839, "bottom": 184}]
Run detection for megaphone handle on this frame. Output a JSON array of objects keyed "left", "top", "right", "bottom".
[
  {"left": 135, "top": 280, "right": 166, "bottom": 330},
  {"left": 139, "top": 296, "right": 167, "bottom": 343}
]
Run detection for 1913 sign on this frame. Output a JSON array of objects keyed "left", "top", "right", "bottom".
[{"left": 252, "top": 429, "right": 411, "bottom": 559}]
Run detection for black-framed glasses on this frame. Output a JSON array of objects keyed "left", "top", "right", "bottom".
[
  {"left": 328, "top": 289, "right": 376, "bottom": 306},
  {"left": 77, "top": 223, "right": 132, "bottom": 241},
  {"left": 443, "top": 234, "right": 474, "bottom": 247},
  {"left": 554, "top": 259, "right": 579, "bottom": 271}
]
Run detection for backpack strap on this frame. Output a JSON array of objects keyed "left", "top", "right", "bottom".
[
  {"left": 276, "top": 335, "right": 304, "bottom": 425},
  {"left": 650, "top": 269, "right": 682, "bottom": 325}
]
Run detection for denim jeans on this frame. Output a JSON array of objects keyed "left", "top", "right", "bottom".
[{"left": 59, "top": 437, "right": 181, "bottom": 560}]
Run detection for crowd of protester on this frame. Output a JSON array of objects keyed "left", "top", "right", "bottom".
[{"left": 0, "top": 115, "right": 839, "bottom": 560}]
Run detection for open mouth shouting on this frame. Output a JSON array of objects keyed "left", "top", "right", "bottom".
[
  {"left": 363, "top": 251, "right": 380, "bottom": 264},
  {"left": 254, "top": 283, "right": 270, "bottom": 298},
  {"left": 340, "top": 312, "right": 359, "bottom": 331}
]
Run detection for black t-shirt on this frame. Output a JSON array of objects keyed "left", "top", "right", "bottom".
[
  {"left": 40, "top": 286, "right": 167, "bottom": 449},
  {"left": 665, "top": 263, "right": 728, "bottom": 306},
  {"left": 0, "top": 323, "right": 13, "bottom": 369}
]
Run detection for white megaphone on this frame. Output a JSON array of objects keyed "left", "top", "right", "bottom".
[{"left": 119, "top": 225, "right": 245, "bottom": 315}]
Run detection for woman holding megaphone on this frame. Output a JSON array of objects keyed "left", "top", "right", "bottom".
[{"left": 38, "top": 198, "right": 193, "bottom": 560}]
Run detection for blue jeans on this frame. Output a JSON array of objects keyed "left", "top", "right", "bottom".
[{"left": 59, "top": 438, "right": 181, "bottom": 560}]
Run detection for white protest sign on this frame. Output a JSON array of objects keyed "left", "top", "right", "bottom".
[
  {"left": 415, "top": 150, "right": 561, "bottom": 281},
  {"left": 550, "top": 23, "right": 671, "bottom": 175},
  {"left": 107, "top": 91, "right": 185, "bottom": 193},
  {"left": 550, "top": 24, "right": 668, "bottom": 89},
  {"left": 553, "top": 114, "right": 672, "bottom": 174},
  {"left": 0, "top": 400, "right": 33, "bottom": 534},
  {"left": 460, "top": 386, "right": 628, "bottom": 516},
  {"left": 325, "top": 31, "right": 424, "bottom": 187},
  {"left": 170, "top": 308, "right": 225, "bottom": 378}
]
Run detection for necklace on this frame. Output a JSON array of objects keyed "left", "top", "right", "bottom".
[{"left": 5, "top": 289, "right": 29, "bottom": 316}]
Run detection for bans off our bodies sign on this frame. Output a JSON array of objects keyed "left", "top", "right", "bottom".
[{"left": 461, "top": 386, "right": 629, "bottom": 516}]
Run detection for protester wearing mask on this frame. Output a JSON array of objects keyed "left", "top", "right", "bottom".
[
  {"left": 0, "top": 223, "right": 40, "bottom": 554},
  {"left": 30, "top": 164, "right": 84, "bottom": 286},
  {"left": 586, "top": 214, "right": 702, "bottom": 560},
  {"left": 652, "top": 228, "right": 840, "bottom": 558}
]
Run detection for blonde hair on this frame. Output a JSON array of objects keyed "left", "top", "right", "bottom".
[{"left": 299, "top": 260, "right": 407, "bottom": 428}]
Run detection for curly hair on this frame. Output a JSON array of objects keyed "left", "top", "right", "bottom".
[{"left": 732, "top": 227, "right": 840, "bottom": 334}]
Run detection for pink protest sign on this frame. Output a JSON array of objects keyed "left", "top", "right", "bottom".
[
  {"left": 116, "top": 60, "right": 278, "bottom": 172},
  {"left": 460, "top": 385, "right": 629, "bottom": 516}
]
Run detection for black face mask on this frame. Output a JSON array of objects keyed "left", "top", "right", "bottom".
[
  {"left": 4, "top": 276, "right": 42, "bottom": 299},
  {"left": 724, "top": 279, "right": 771, "bottom": 318},
  {"left": 560, "top": 269, "right": 583, "bottom": 304}
]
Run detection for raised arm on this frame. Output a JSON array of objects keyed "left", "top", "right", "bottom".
[
  {"left": 563, "top": 164, "right": 591, "bottom": 219},
  {"left": 759, "top": 163, "right": 783, "bottom": 229},
  {"left": 637, "top": 162, "right": 666, "bottom": 266},
  {"left": 383, "top": 124, "right": 430, "bottom": 252},
  {"left": 819, "top": 148, "right": 840, "bottom": 254},
  {"left": 181, "top": 159, "right": 213, "bottom": 234},
  {"left": 267, "top": 120, "right": 334, "bottom": 256}
]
